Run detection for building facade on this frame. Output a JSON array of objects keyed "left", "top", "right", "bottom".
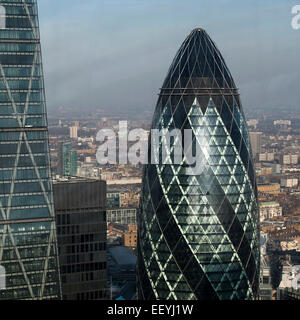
[
  {"left": 282, "top": 154, "right": 298, "bottom": 165},
  {"left": 259, "top": 256, "right": 273, "bottom": 300},
  {"left": 280, "top": 177, "right": 298, "bottom": 188},
  {"left": 107, "top": 208, "right": 137, "bottom": 225},
  {"left": 0, "top": 0, "right": 61, "bottom": 299},
  {"left": 57, "top": 142, "right": 78, "bottom": 176},
  {"left": 138, "top": 29, "right": 260, "bottom": 300},
  {"left": 277, "top": 288, "right": 300, "bottom": 300},
  {"left": 249, "top": 132, "right": 262, "bottom": 159},
  {"left": 259, "top": 202, "right": 282, "bottom": 222},
  {"left": 257, "top": 184, "right": 280, "bottom": 195},
  {"left": 107, "top": 192, "right": 121, "bottom": 209},
  {"left": 53, "top": 178, "right": 107, "bottom": 300},
  {"left": 124, "top": 225, "right": 137, "bottom": 248},
  {"left": 279, "top": 264, "right": 300, "bottom": 291},
  {"left": 69, "top": 126, "right": 78, "bottom": 140},
  {"left": 258, "top": 153, "right": 274, "bottom": 162}
]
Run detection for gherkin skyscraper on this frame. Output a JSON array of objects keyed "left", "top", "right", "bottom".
[
  {"left": 137, "top": 29, "right": 260, "bottom": 300},
  {"left": 0, "top": 1, "right": 61, "bottom": 299}
]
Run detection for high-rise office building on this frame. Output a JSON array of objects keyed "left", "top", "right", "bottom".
[
  {"left": 57, "top": 142, "right": 78, "bottom": 176},
  {"left": 137, "top": 29, "right": 260, "bottom": 300},
  {"left": 53, "top": 177, "right": 107, "bottom": 300},
  {"left": 249, "top": 132, "right": 262, "bottom": 158},
  {"left": 0, "top": 0, "right": 61, "bottom": 299},
  {"left": 69, "top": 126, "right": 78, "bottom": 139}
]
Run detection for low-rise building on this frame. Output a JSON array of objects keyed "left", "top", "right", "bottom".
[
  {"left": 107, "top": 208, "right": 137, "bottom": 225},
  {"left": 282, "top": 154, "right": 298, "bottom": 165},
  {"left": 257, "top": 167, "right": 273, "bottom": 176},
  {"left": 259, "top": 153, "right": 275, "bottom": 162},
  {"left": 124, "top": 225, "right": 138, "bottom": 248},
  {"left": 258, "top": 184, "right": 281, "bottom": 195},
  {"left": 279, "top": 264, "right": 300, "bottom": 291},
  {"left": 259, "top": 202, "right": 282, "bottom": 221},
  {"left": 271, "top": 164, "right": 281, "bottom": 174},
  {"left": 281, "top": 239, "right": 300, "bottom": 252},
  {"left": 281, "top": 177, "right": 298, "bottom": 188}
]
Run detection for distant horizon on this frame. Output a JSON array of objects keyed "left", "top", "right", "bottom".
[
  {"left": 38, "top": 0, "right": 300, "bottom": 114},
  {"left": 47, "top": 104, "right": 300, "bottom": 123}
]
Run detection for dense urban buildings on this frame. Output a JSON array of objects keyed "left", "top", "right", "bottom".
[
  {"left": 137, "top": 28, "right": 260, "bottom": 300},
  {"left": 0, "top": 0, "right": 298, "bottom": 304},
  {"left": 0, "top": 0, "right": 61, "bottom": 299},
  {"left": 53, "top": 177, "right": 107, "bottom": 300}
]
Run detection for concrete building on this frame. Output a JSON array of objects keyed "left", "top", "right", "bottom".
[
  {"left": 259, "top": 233, "right": 273, "bottom": 300},
  {"left": 281, "top": 239, "right": 300, "bottom": 252},
  {"left": 259, "top": 202, "right": 282, "bottom": 221},
  {"left": 53, "top": 177, "right": 107, "bottom": 300},
  {"left": 107, "top": 208, "right": 137, "bottom": 225},
  {"left": 77, "top": 165, "right": 102, "bottom": 179},
  {"left": 107, "top": 192, "right": 121, "bottom": 209},
  {"left": 257, "top": 167, "right": 272, "bottom": 176},
  {"left": 282, "top": 154, "right": 298, "bottom": 165},
  {"left": 70, "top": 126, "right": 78, "bottom": 139},
  {"left": 258, "top": 184, "right": 281, "bottom": 195},
  {"left": 259, "top": 256, "right": 273, "bottom": 300},
  {"left": 274, "top": 120, "right": 291, "bottom": 132},
  {"left": 247, "top": 119, "right": 259, "bottom": 129},
  {"left": 274, "top": 120, "right": 291, "bottom": 126},
  {"left": 281, "top": 177, "right": 298, "bottom": 188},
  {"left": 279, "top": 264, "right": 300, "bottom": 291},
  {"left": 271, "top": 164, "right": 281, "bottom": 174},
  {"left": 249, "top": 132, "right": 263, "bottom": 158},
  {"left": 124, "top": 225, "right": 138, "bottom": 248},
  {"left": 259, "top": 152, "right": 275, "bottom": 162}
]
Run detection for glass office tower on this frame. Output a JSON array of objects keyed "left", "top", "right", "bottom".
[
  {"left": 137, "top": 29, "right": 260, "bottom": 300},
  {"left": 57, "top": 142, "right": 78, "bottom": 177},
  {"left": 0, "top": 0, "right": 61, "bottom": 299}
]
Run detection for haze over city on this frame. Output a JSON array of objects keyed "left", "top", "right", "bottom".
[
  {"left": 38, "top": 0, "right": 300, "bottom": 114},
  {"left": 1, "top": 0, "right": 300, "bottom": 305}
]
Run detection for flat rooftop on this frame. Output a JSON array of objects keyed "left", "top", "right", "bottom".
[{"left": 108, "top": 246, "right": 136, "bottom": 267}]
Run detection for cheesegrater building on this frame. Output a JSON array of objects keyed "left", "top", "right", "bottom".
[
  {"left": 0, "top": 0, "right": 61, "bottom": 299},
  {"left": 137, "top": 29, "right": 260, "bottom": 300}
]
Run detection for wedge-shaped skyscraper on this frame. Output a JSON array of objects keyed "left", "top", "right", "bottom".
[
  {"left": 137, "top": 29, "right": 260, "bottom": 300},
  {"left": 0, "top": 1, "right": 61, "bottom": 299}
]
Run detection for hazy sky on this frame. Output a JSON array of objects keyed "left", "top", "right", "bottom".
[{"left": 38, "top": 0, "right": 300, "bottom": 114}]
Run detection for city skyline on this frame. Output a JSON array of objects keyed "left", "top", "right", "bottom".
[
  {"left": 0, "top": 0, "right": 299, "bottom": 304},
  {"left": 38, "top": 0, "right": 300, "bottom": 114}
]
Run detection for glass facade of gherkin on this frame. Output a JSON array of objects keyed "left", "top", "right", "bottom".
[
  {"left": 0, "top": 0, "right": 61, "bottom": 299},
  {"left": 137, "top": 29, "right": 260, "bottom": 300}
]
